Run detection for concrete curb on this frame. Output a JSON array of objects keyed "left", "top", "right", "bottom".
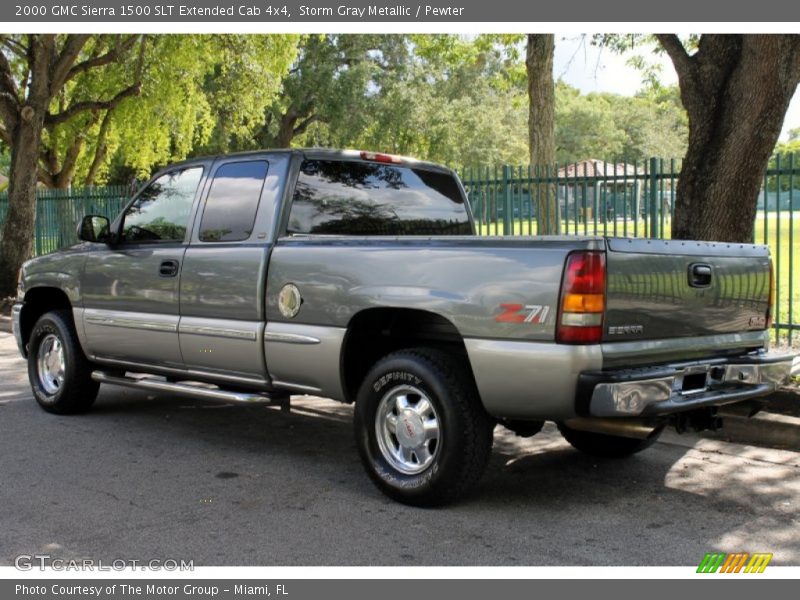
[
  {"left": 700, "top": 389, "right": 800, "bottom": 451},
  {"left": 703, "top": 409, "right": 800, "bottom": 451}
]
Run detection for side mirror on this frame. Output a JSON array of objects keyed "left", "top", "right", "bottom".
[{"left": 77, "top": 215, "right": 111, "bottom": 243}]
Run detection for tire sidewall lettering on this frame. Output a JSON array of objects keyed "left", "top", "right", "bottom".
[{"left": 372, "top": 370, "right": 422, "bottom": 394}]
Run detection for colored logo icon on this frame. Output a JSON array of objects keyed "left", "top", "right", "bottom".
[{"left": 696, "top": 552, "right": 773, "bottom": 573}]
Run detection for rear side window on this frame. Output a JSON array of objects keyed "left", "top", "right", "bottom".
[
  {"left": 288, "top": 160, "right": 471, "bottom": 235},
  {"left": 199, "top": 161, "right": 269, "bottom": 242}
]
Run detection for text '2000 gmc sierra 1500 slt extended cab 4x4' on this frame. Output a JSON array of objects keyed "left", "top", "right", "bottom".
[{"left": 11, "top": 149, "right": 796, "bottom": 505}]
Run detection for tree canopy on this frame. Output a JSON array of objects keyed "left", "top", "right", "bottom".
[
  {"left": 556, "top": 83, "right": 687, "bottom": 164},
  {"left": 39, "top": 34, "right": 299, "bottom": 187},
  {"left": 0, "top": 33, "right": 699, "bottom": 188}
]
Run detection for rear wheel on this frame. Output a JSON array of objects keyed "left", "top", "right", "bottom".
[
  {"left": 27, "top": 309, "right": 99, "bottom": 414},
  {"left": 557, "top": 422, "right": 664, "bottom": 458},
  {"left": 354, "top": 348, "right": 494, "bottom": 506}
]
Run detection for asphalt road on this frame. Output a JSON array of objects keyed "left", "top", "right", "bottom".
[{"left": 1, "top": 331, "right": 799, "bottom": 566}]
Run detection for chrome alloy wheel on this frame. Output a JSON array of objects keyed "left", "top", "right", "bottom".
[
  {"left": 375, "top": 384, "right": 441, "bottom": 475},
  {"left": 37, "top": 334, "right": 65, "bottom": 395}
]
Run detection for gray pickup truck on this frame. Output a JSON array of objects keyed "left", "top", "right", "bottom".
[{"left": 11, "top": 149, "right": 795, "bottom": 505}]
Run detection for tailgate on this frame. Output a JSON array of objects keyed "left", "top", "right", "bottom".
[{"left": 603, "top": 238, "right": 771, "bottom": 343}]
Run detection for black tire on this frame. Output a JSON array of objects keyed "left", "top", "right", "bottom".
[
  {"left": 27, "top": 309, "right": 99, "bottom": 415},
  {"left": 557, "top": 422, "right": 664, "bottom": 458},
  {"left": 354, "top": 348, "right": 494, "bottom": 507}
]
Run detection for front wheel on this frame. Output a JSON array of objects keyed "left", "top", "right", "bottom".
[
  {"left": 27, "top": 309, "right": 99, "bottom": 414},
  {"left": 354, "top": 349, "right": 494, "bottom": 506}
]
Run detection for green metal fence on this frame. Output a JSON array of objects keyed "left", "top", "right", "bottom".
[
  {"left": 0, "top": 186, "right": 131, "bottom": 256},
  {"left": 0, "top": 156, "right": 797, "bottom": 345},
  {"left": 460, "top": 155, "right": 799, "bottom": 346},
  {"left": 461, "top": 158, "right": 687, "bottom": 239}
]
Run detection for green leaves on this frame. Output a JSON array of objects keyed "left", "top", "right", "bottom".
[
  {"left": 108, "top": 35, "right": 298, "bottom": 181},
  {"left": 0, "top": 33, "right": 693, "bottom": 185},
  {"left": 555, "top": 82, "right": 687, "bottom": 164},
  {"left": 278, "top": 34, "right": 529, "bottom": 169},
  {"left": 7, "top": 34, "right": 298, "bottom": 186}
]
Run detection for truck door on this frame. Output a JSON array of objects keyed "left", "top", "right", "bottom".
[
  {"left": 81, "top": 165, "right": 206, "bottom": 367},
  {"left": 178, "top": 155, "right": 285, "bottom": 384}
]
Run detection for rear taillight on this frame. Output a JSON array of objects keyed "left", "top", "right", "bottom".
[
  {"left": 556, "top": 251, "right": 606, "bottom": 344},
  {"left": 766, "top": 258, "right": 775, "bottom": 329}
]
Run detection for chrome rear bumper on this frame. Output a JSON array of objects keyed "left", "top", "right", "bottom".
[{"left": 579, "top": 351, "right": 796, "bottom": 417}]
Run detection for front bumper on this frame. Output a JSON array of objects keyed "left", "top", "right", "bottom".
[
  {"left": 578, "top": 351, "right": 796, "bottom": 417},
  {"left": 11, "top": 302, "right": 25, "bottom": 357}
]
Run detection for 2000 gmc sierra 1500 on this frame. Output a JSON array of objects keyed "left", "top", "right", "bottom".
[{"left": 11, "top": 148, "right": 796, "bottom": 505}]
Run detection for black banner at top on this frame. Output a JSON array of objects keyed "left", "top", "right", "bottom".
[{"left": 3, "top": 0, "right": 800, "bottom": 23}]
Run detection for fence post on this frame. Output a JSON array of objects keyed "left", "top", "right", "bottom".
[
  {"left": 649, "top": 157, "right": 659, "bottom": 239},
  {"left": 502, "top": 165, "right": 512, "bottom": 235}
]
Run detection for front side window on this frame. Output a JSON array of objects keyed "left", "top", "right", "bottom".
[
  {"left": 121, "top": 167, "right": 203, "bottom": 242},
  {"left": 199, "top": 161, "right": 268, "bottom": 242},
  {"left": 288, "top": 160, "right": 471, "bottom": 236}
]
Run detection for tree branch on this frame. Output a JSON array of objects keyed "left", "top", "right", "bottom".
[
  {"left": 44, "top": 146, "right": 59, "bottom": 178},
  {"left": 0, "top": 49, "right": 19, "bottom": 97},
  {"left": 45, "top": 83, "right": 140, "bottom": 127},
  {"left": 292, "top": 113, "right": 320, "bottom": 137},
  {"left": 655, "top": 34, "right": 694, "bottom": 82},
  {"left": 65, "top": 35, "right": 139, "bottom": 83},
  {"left": 56, "top": 127, "right": 91, "bottom": 187},
  {"left": 134, "top": 35, "right": 147, "bottom": 80},
  {"left": 49, "top": 34, "right": 90, "bottom": 96},
  {"left": 29, "top": 35, "right": 55, "bottom": 102},
  {"left": 0, "top": 91, "right": 18, "bottom": 131},
  {"left": 0, "top": 36, "right": 28, "bottom": 60},
  {"left": 37, "top": 166, "right": 55, "bottom": 188},
  {"left": 84, "top": 109, "right": 113, "bottom": 185},
  {"left": 790, "top": 36, "right": 800, "bottom": 82},
  {"left": 0, "top": 50, "right": 19, "bottom": 131},
  {"left": 0, "top": 123, "right": 11, "bottom": 145}
]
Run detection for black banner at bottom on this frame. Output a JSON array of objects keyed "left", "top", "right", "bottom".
[{"left": 2, "top": 579, "right": 797, "bottom": 600}]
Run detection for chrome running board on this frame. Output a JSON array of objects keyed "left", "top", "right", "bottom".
[{"left": 91, "top": 371, "right": 290, "bottom": 410}]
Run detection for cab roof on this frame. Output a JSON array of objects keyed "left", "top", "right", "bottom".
[{"left": 163, "top": 148, "right": 453, "bottom": 175}]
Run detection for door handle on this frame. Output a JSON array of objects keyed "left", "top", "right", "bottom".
[
  {"left": 159, "top": 259, "right": 180, "bottom": 277},
  {"left": 688, "top": 263, "right": 712, "bottom": 288}
]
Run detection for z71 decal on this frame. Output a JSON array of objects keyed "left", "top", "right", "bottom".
[{"left": 495, "top": 303, "right": 551, "bottom": 324}]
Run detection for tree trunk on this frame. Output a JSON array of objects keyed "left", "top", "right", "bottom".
[
  {"left": 658, "top": 34, "right": 800, "bottom": 242},
  {"left": 274, "top": 107, "right": 299, "bottom": 147},
  {"left": 0, "top": 35, "right": 54, "bottom": 298},
  {"left": 526, "top": 34, "right": 558, "bottom": 235},
  {"left": 0, "top": 110, "right": 46, "bottom": 296}
]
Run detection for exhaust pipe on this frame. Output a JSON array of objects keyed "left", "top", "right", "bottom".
[{"left": 563, "top": 417, "right": 660, "bottom": 440}]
